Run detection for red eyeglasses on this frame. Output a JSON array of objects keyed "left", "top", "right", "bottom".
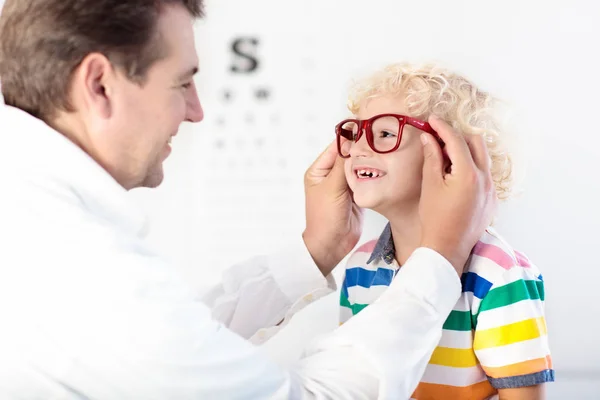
[{"left": 335, "top": 113, "right": 442, "bottom": 158}]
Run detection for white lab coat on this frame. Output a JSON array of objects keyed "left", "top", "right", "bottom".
[{"left": 0, "top": 104, "right": 461, "bottom": 399}]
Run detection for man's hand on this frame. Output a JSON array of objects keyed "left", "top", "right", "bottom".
[
  {"left": 419, "top": 115, "right": 497, "bottom": 275},
  {"left": 303, "top": 140, "right": 363, "bottom": 277}
]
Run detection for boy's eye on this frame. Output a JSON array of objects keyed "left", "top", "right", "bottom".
[
  {"left": 181, "top": 82, "right": 192, "bottom": 90},
  {"left": 380, "top": 130, "right": 397, "bottom": 138}
]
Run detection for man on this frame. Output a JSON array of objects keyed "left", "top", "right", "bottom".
[{"left": 0, "top": 0, "right": 496, "bottom": 398}]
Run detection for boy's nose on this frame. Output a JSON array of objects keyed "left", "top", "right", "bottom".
[{"left": 349, "top": 130, "right": 373, "bottom": 157}]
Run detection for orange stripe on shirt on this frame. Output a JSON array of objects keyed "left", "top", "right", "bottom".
[
  {"left": 483, "top": 355, "right": 553, "bottom": 379},
  {"left": 412, "top": 380, "right": 496, "bottom": 400}
]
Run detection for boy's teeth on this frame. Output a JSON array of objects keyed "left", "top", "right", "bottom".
[{"left": 357, "top": 170, "right": 380, "bottom": 178}]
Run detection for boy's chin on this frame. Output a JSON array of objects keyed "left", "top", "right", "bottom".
[
  {"left": 353, "top": 192, "right": 385, "bottom": 211},
  {"left": 353, "top": 191, "right": 419, "bottom": 215}
]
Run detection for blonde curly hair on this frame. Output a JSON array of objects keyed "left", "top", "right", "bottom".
[{"left": 347, "top": 62, "right": 513, "bottom": 200}]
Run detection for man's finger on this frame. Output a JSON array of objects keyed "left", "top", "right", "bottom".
[
  {"left": 428, "top": 115, "right": 475, "bottom": 174},
  {"left": 421, "top": 133, "right": 444, "bottom": 184},
  {"left": 306, "top": 140, "right": 338, "bottom": 180},
  {"left": 328, "top": 148, "right": 349, "bottom": 191},
  {"left": 464, "top": 133, "right": 491, "bottom": 173}
]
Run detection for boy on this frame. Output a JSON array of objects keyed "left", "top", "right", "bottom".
[{"left": 337, "top": 63, "right": 554, "bottom": 399}]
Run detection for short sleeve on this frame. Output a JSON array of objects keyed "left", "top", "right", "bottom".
[{"left": 473, "top": 261, "right": 555, "bottom": 389}]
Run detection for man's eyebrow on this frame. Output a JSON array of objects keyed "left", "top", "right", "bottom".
[{"left": 177, "top": 66, "right": 199, "bottom": 81}]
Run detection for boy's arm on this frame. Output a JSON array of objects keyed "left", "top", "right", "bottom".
[
  {"left": 473, "top": 260, "right": 554, "bottom": 393},
  {"left": 498, "top": 384, "right": 546, "bottom": 400}
]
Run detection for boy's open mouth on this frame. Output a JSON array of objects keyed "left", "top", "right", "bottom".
[{"left": 354, "top": 167, "right": 386, "bottom": 179}]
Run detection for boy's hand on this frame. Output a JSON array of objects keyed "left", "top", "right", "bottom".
[
  {"left": 419, "top": 115, "right": 497, "bottom": 275},
  {"left": 303, "top": 140, "right": 363, "bottom": 277}
]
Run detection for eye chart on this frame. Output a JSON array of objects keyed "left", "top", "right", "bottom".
[
  {"left": 185, "top": 0, "right": 384, "bottom": 272},
  {"left": 130, "top": 0, "right": 413, "bottom": 284}
]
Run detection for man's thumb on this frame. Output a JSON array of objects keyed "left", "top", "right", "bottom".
[
  {"left": 421, "top": 133, "right": 444, "bottom": 183},
  {"left": 329, "top": 152, "right": 348, "bottom": 190}
]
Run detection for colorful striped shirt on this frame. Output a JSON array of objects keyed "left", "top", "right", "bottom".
[{"left": 339, "top": 223, "right": 554, "bottom": 399}]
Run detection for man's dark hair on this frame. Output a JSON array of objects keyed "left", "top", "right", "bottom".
[{"left": 0, "top": 0, "right": 204, "bottom": 120}]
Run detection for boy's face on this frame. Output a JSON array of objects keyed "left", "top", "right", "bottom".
[{"left": 344, "top": 94, "right": 425, "bottom": 215}]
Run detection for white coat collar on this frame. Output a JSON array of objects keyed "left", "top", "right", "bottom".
[{"left": 1, "top": 104, "right": 149, "bottom": 237}]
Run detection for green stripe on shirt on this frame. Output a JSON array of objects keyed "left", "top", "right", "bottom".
[
  {"left": 472, "top": 279, "right": 544, "bottom": 327},
  {"left": 480, "top": 280, "right": 544, "bottom": 312},
  {"left": 443, "top": 310, "right": 473, "bottom": 331},
  {"left": 340, "top": 291, "right": 369, "bottom": 315}
]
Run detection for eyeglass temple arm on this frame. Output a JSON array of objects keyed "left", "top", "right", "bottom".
[{"left": 406, "top": 118, "right": 445, "bottom": 148}]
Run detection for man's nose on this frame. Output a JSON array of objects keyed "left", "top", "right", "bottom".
[{"left": 186, "top": 83, "right": 204, "bottom": 123}]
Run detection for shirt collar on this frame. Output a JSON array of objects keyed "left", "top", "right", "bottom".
[
  {"left": 1, "top": 104, "right": 149, "bottom": 238},
  {"left": 366, "top": 222, "right": 396, "bottom": 265}
]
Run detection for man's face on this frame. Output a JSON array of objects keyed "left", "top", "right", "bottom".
[{"left": 101, "top": 4, "right": 203, "bottom": 189}]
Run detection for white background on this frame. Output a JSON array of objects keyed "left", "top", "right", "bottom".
[{"left": 3, "top": 0, "right": 599, "bottom": 397}]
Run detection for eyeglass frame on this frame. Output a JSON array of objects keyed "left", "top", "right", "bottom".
[{"left": 335, "top": 113, "right": 442, "bottom": 158}]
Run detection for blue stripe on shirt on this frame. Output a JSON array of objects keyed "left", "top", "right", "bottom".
[
  {"left": 461, "top": 272, "right": 493, "bottom": 299},
  {"left": 343, "top": 267, "right": 395, "bottom": 293},
  {"left": 343, "top": 268, "right": 492, "bottom": 302}
]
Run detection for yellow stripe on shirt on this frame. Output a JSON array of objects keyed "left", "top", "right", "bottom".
[
  {"left": 474, "top": 317, "right": 547, "bottom": 350},
  {"left": 429, "top": 346, "right": 479, "bottom": 368}
]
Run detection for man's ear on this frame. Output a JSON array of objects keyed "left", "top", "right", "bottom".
[{"left": 73, "top": 53, "right": 115, "bottom": 119}]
